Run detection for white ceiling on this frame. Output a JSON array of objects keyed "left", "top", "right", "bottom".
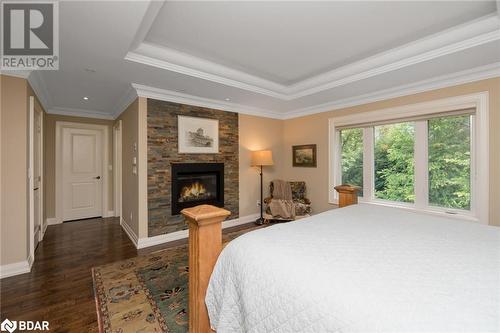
[
  {"left": 10, "top": 1, "right": 500, "bottom": 120},
  {"left": 146, "top": 1, "right": 497, "bottom": 84}
]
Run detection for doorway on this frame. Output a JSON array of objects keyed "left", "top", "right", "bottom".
[
  {"left": 55, "top": 122, "right": 109, "bottom": 222},
  {"left": 113, "top": 120, "right": 122, "bottom": 221},
  {"left": 29, "top": 96, "right": 44, "bottom": 262}
]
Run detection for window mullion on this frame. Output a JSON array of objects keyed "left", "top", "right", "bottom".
[
  {"left": 333, "top": 129, "right": 342, "bottom": 203},
  {"left": 362, "top": 127, "right": 374, "bottom": 201},
  {"left": 414, "top": 120, "right": 428, "bottom": 209}
]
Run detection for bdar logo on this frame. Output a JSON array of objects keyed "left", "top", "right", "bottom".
[{"left": 0, "top": 319, "right": 17, "bottom": 333}]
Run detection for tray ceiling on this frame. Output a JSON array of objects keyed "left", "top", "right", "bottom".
[
  {"left": 145, "top": 1, "right": 496, "bottom": 85},
  {"left": 9, "top": 1, "right": 500, "bottom": 120}
]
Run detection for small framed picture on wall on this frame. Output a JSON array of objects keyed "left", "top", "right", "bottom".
[{"left": 292, "top": 144, "right": 317, "bottom": 167}]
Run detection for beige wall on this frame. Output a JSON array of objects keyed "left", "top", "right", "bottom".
[
  {"left": 1, "top": 75, "right": 29, "bottom": 265},
  {"left": 283, "top": 77, "right": 500, "bottom": 226},
  {"left": 43, "top": 114, "right": 114, "bottom": 220},
  {"left": 0, "top": 75, "right": 38, "bottom": 265},
  {"left": 239, "top": 114, "right": 285, "bottom": 217},
  {"left": 117, "top": 97, "right": 148, "bottom": 239}
]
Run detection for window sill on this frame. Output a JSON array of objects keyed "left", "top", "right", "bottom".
[
  {"left": 359, "top": 200, "right": 481, "bottom": 223},
  {"left": 329, "top": 196, "right": 480, "bottom": 223}
]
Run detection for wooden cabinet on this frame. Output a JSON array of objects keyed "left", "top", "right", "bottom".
[{"left": 334, "top": 185, "right": 360, "bottom": 208}]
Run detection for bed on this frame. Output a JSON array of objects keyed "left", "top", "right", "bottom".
[{"left": 204, "top": 204, "right": 500, "bottom": 332}]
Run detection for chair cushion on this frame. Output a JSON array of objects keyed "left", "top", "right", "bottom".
[
  {"left": 294, "top": 201, "right": 311, "bottom": 216},
  {"left": 290, "top": 181, "right": 306, "bottom": 200},
  {"left": 267, "top": 181, "right": 311, "bottom": 218}
]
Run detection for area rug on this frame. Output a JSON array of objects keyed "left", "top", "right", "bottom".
[{"left": 92, "top": 226, "right": 262, "bottom": 333}]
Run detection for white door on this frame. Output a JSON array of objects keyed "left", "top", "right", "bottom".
[
  {"left": 29, "top": 97, "right": 43, "bottom": 257},
  {"left": 62, "top": 127, "right": 103, "bottom": 221},
  {"left": 113, "top": 121, "right": 122, "bottom": 219},
  {"left": 33, "top": 103, "right": 42, "bottom": 245}
]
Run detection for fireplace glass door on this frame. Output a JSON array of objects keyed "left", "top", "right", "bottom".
[
  {"left": 171, "top": 163, "right": 224, "bottom": 215},
  {"left": 177, "top": 174, "right": 217, "bottom": 203}
]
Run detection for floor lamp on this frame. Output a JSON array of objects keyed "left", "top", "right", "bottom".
[{"left": 251, "top": 150, "right": 274, "bottom": 225}]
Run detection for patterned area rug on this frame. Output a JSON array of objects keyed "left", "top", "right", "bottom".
[{"left": 92, "top": 226, "right": 261, "bottom": 333}]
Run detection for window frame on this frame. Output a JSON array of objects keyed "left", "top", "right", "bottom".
[{"left": 329, "top": 92, "right": 489, "bottom": 224}]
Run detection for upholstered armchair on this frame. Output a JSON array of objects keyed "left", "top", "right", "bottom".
[{"left": 263, "top": 181, "right": 312, "bottom": 222}]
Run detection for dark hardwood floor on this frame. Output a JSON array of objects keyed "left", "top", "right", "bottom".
[{"left": 0, "top": 217, "right": 255, "bottom": 332}]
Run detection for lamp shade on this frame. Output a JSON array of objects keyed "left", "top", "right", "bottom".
[{"left": 251, "top": 150, "right": 274, "bottom": 166}]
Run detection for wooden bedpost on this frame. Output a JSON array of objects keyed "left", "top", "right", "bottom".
[
  {"left": 334, "top": 185, "right": 360, "bottom": 208},
  {"left": 182, "top": 205, "right": 231, "bottom": 333}
]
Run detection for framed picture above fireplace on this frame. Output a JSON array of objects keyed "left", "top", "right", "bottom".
[{"left": 178, "top": 116, "right": 219, "bottom": 154}]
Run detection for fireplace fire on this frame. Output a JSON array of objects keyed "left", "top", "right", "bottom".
[
  {"left": 179, "top": 180, "right": 214, "bottom": 202},
  {"left": 171, "top": 163, "right": 224, "bottom": 215}
]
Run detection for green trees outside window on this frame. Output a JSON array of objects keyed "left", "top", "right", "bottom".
[
  {"left": 374, "top": 122, "right": 415, "bottom": 203},
  {"left": 339, "top": 115, "right": 471, "bottom": 210},
  {"left": 428, "top": 115, "right": 471, "bottom": 210},
  {"left": 340, "top": 128, "right": 363, "bottom": 196}
]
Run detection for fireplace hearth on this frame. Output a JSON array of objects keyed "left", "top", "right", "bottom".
[{"left": 171, "top": 163, "right": 224, "bottom": 215}]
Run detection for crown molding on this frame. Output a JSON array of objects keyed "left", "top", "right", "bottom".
[
  {"left": 23, "top": 62, "right": 500, "bottom": 123},
  {"left": 132, "top": 83, "right": 284, "bottom": 119},
  {"left": 283, "top": 62, "right": 500, "bottom": 119},
  {"left": 128, "top": 0, "right": 166, "bottom": 51},
  {"left": 47, "top": 107, "right": 115, "bottom": 120},
  {"left": 28, "top": 72, "right": 117, "bottom": 120},
  {"left": 27, "top": 71, "right": 52, "bottom": 111},
  {"left": 112, "top": 85, "right": 138, "bottom": 119},
  {"left": 1, "top": 70, "right": 32, "bottom": 79},
  {"left": 287, "top": 14, "right": 500, "bottom": 98},
  {"left": 127, "top": 13, "right": 500, "bottom": 101},
  {"left": 126, "top": 43, "right": 288, "bottom": 99}
]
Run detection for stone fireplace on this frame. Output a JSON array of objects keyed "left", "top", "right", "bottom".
[
  {"left": 148, "top": 99, "right": 239, "bottom": 237},
  {"left": 171, "top": 163, "right": 224, "bottom": 215}
]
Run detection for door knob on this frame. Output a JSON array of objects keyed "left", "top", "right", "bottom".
[{"left": 95, "top": 176, "right": 101, "bottom": 180}]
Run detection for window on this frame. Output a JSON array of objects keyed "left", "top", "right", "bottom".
[
  {"left": 340, "top": 128, "right": 363, "bottom": 196},
  {"left": 329, "top": 92, "right": 489, "bottom": 224},
  {"left": 374, "top": 122, "right": 415, "bottom": 203},
  {"left": 428, "top": 115, "right": 471, "bottom": 210}
]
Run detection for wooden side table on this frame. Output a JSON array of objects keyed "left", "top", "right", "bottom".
[{"left": 334, "top": 185, "right": 360, "bottom": 208}]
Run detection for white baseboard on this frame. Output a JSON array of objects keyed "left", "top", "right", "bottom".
[
  {"left": 103, "top": 210, "right": 115, "bottom": 218},
  {"left": 27, "top": 254, "right": 34, "bottom": 269},
  {"left": 120, "top": 217, "right": 138, "bottom": 248},
  {"left": 41, "top": 220, "right": 48, "bottom": 240},
  {"left": 136, "top": 213, "right": 259, "bottom": 249},
  {"left": 0, "top": 259, "right": 31, "bottom": 279},
  {"left": 222, "top": 213, "right": 259, "bottom": 229},
  {"left": 137, "top": 229, "right": 187, "bottom": 249},
  {"left": 46, "top": 217, "right": 61, "bottom": 225}
]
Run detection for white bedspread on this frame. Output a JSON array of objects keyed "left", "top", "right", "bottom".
[{"left": 206, "top": 204, "right": 500, "bottom": 332}]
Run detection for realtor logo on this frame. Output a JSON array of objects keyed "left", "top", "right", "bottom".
[
  {"left": 1, "top": 1, "right": 59, "bottom": 70},
  {"left": 0, "top": 319, "right": 17, "bottom": 333}
]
